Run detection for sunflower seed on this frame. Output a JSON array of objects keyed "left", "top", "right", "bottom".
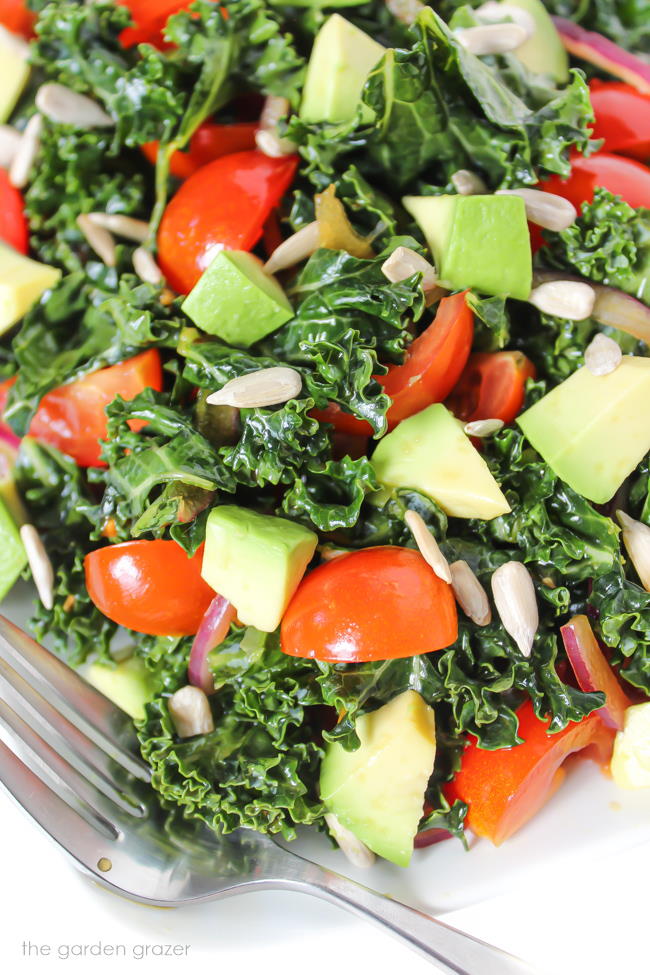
[
  {"left": 464, "top": 417, "right": 504, "bottom": 437},
  {"left": 456, "top": 22, "right": 528, "bottom": 55},
  {"left": 255, "top": 128, "right": 297, "bottom": 158},
  {"left": 405, "top": 509, "right": 452, "bottom": 583},
  {"left": 475, "top": 2, "right": 536, "bottom": 37},
  {"left": 9, "top": 113, "right": 42, "bottom": 189},
  {"left": 528, "top": 280, "right": 595, "bottom": 321},
  {"left": 451, "top": 169, "right": 488, "bottom": 196},
  {"left": 584, "top": 333, "right": 622, "bottom": 376},
  {"left": 0, "top": 125, "right": 21, "bottom": 169},
  {"left": 132, "top": 246, "right": 164, "bottom": 285},
  {"left": 0, "top": 24, "right": 30, "bottom": 58},
  {"left": 20, "top": 524, "right": 54, "bottom": 611},
  {"left": 259, "top": 95, "right": 290, "bottom": 131},
  {"left": 450, "top": 560, "right": 492, "bottom": 626},
  {"left": 324, "top": 813, "right": 375, "bottom": 869},
  {"left": 206, "top": 367, "right": 303, "bottom": 409},
  {"left": 168, "top": 686, "right": 214, "bottom": 739},
  {"left": 491, "top": 561, "right": 538, "bottom": 656},
  {"left": 77, "top": 213, "right": 116, "bottom": 266},
  {"left": 496, "top": 188, "right": 577, "bottom": 231},
  {"left": 263, "top": 221, "right": 320, "bottom": 274},
  {"left": 35, "top": 83, "right": 114, "bottom": 128},
  {"left": 386, "top": 0, "right": 425, "bottom": 24},
  {"left": 617, "top": 511, "right": 650, "bottom": 592},
  {"left": 381, "top": 246, "right": 439, "bottom": 292},
  {"left": 87, "top": 212, "right": 149, "bottom": 243}
]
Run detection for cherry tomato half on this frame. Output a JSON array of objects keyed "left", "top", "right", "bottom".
[
  {"left": 281, "top": 546, "right": 458, "bottom": 663},
  {"left": 446, "top": 351, "right": 536, "bottom": 425},
  {"left": 85, "top": 540, "right": 214, "bottom": 636},
  {"left": 0, "top": 0, "right": 35, "bottom": 36},
  {"left": 312, "top": 291, "right": 474, "bottom": 436},
  {"left": 141, "top": 122, "right": 258, "bottom": 180},
  {"left": 0, "top": 169, "right": 28, "bottom": 254},
  {"left": 589, "top": 81, "right": 650, "bottom": 161},
  {"left": 540, "top": 152, "right": 650, "bottom": 210},
  {"left": 445, "top": 701, "right": 614, "bottom": 845},
  {"left": 0, "top": 349, "right": 163, "bottom": 467},
  {"left": 157, "top": 150, "right": 299, "bottom": 294},
  {"left": 117, "top": 0, "right": 195, "bottom": 48}
]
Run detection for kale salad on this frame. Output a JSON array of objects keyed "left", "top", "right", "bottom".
[{"left": 1, "top": 0, "right": 650, "bottom": 867}]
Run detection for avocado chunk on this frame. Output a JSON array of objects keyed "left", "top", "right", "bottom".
[
  {"left": 182, "top": 250, "right": 293, "bottom": 348},
  {"left": 0, "top": 243, "right": 62, "bottom": 334},
  {"left": 402, "top": 194, "right": 532, "bottom": 300},
  {"left": 517, "top": 357, "right": 650, "bottom": 505},
  {"left": 0, "top": 446, "right": 27, "bottom": 602},
  {"left": 300, "top": 14, "right": 385, "bottom": 125},
  {"left": 201, "top": 506, "right": 318, "bottom": 632},
  {"left": 84, "top": 656, "right": 155, "bottom": 721},
  {"left": 372, "top": 403, "right": 511, "bottom": 520},
  {"left": 320, "top": 690, "right": 437, "bottom": 867},
  {"left": 507, "top": 0, "right": 569, "bottom": 84},
  {"left": 0, "top": 32, "right": 30, "bottom": 123},
  {"left": 0, "top": 497, "right": 26, "bottom": 602}
]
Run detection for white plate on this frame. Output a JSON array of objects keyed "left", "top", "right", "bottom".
[{"left": 2, "top": 582, "right": 650, "bottom": 973}]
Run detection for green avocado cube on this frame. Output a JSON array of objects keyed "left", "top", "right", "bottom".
[
  {"left": 403, "top": 194, "right": 532, "bottom": 299},
  {"left": 201, "top": 506, "right": 318, "bottom": 632},
  {"left": 300, "top": 14, "right": 385, "bottom": 125},
  {"left": 0, "top": 243, "right": 62, "bottom": 335},
  {"left": 0, "top": 495, "right": 26, "bottom": 602},
  {"left": 518, "top": 356, "right": 650, "bottom": 504},
  {"left": 371, "top": 403, "right": 510, "bottom": 520},
  {"left": 507, "top": 0, "right": 569, "bottom": 84},
  {"left": 84, "top": 656, "right": 155, "bottom": 722},
  {"left": 0, "top": 37, "right": 30, "bottom": 123},
  {"left": 320, "top": 690, "right": 437, "bottom": 867},
  {"left": 181, "top": 250, "right": 294, "bottom": 348}
]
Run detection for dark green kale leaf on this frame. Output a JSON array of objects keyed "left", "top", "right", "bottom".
[
  {"left": 265, "top": 246, "right": 423, "bottom": 436},
  {"left": 540, "top": 188, "right": 650, "bottom": 302},
  {"left": 138, "top": 640, "right": 327, "bottom": 838},
  {"left": 4, "top": 274, "right": 178, "bottom": 436},
  {"left": 282, "top": 455, "right": 379, "bottom": 531},
  {"left": 589, "top": 572, "right": 650, "bottom": 693},
  {"left": 475, "top": 428, "right": 622, "bottom": 583}
]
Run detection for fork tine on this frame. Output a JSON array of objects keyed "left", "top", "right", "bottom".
[
  {"left": 0, "top": 736, "right": 117, "bottom": 877},
  {"left": 0, "top": 696, "right": 122, "bottom": 834},
  {"left": 0, "top": 654, "right": 149, "bottom": 802},
  {"left": 0, "top": 616, "right": 150, "bottom": 781}
]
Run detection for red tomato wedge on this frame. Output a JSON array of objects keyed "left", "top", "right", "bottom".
[
  {"left": 540, "top": 152, "right": 650, "bottom": 211},
  {"left": 445, "top": 700, "right": 614, "bottom": 845},
  {"left": 446, "top": 351, "right": 536, "bottom": 425},
  {"left": 0, "top": 350, "right": 163, "bottom": 467},
  {"left": 281, "top": 546, "right": 458, "bottom": 663},
  {"left": 157, "top": 150, "right": 299, "bottom": 294},
  {"left": 0, "top": 0, "right": 35, "bottom": 36},
  {"left": 0, "top": 169, "right": 28, "bottom": 254},
  {"left": 560, "top": 615, "right": 632, "bottom": 731},
  {"left": 141, "top": 122, "right": 258, "bottom": 180},
  {"left": 312, "top": 291, "right": 474, "bottom": 436},
  {"left": 85, "top": 540, "right": 214, "bottom": 636},
  {"left": 589, "top": 81, "right": 650, "bottom": 161},
  {"left": 117, "top": 0, "right": 195, "bottom": 48}
]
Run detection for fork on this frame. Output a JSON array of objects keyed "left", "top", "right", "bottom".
[{"left": 0, "top": 615, "right": 529, "bottom": 974}]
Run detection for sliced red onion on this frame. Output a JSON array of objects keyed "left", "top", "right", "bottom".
[
  {"left": 0, "top": 425, "right": 20, "bottom": 452},
  {"left": 591, "top": 286, "right": 650, "bottom": 344},
  {"left": 560, "top": 615, "right": 631, "bottom": 731},
  {"left": 414, "top": 827, "right": 453, "bottom": 849},
  {"left": 188, "top": 594, "right": 236, "bottom": 695}
]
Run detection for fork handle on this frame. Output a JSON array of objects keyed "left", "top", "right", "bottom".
[{"left": 276, "top": 859, "right": 530, "bottom": 975}]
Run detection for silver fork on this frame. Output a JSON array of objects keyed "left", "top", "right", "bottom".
[{"left": 0, "top": 615, "right": 529, "bottom": 974}]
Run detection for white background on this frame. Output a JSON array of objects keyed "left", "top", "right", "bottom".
[{"left": 2, "top": 774, "right": 650, "bottom": 975}]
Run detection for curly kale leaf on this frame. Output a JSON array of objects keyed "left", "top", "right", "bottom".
[
  {"left": 138, "top": 641, "right": 327, "bottom": 838},
  {"left": 540, "top": 189, "right": 650, "bottom": 302},
  {"left": 589, "top": 572, "right": 650, "bottom": 693},
  {"left": 282, "top": 456, "right": 379, "bottom": 531},
  {"left": 474, "top": 428, "right": 622, "bottom": 583}
]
